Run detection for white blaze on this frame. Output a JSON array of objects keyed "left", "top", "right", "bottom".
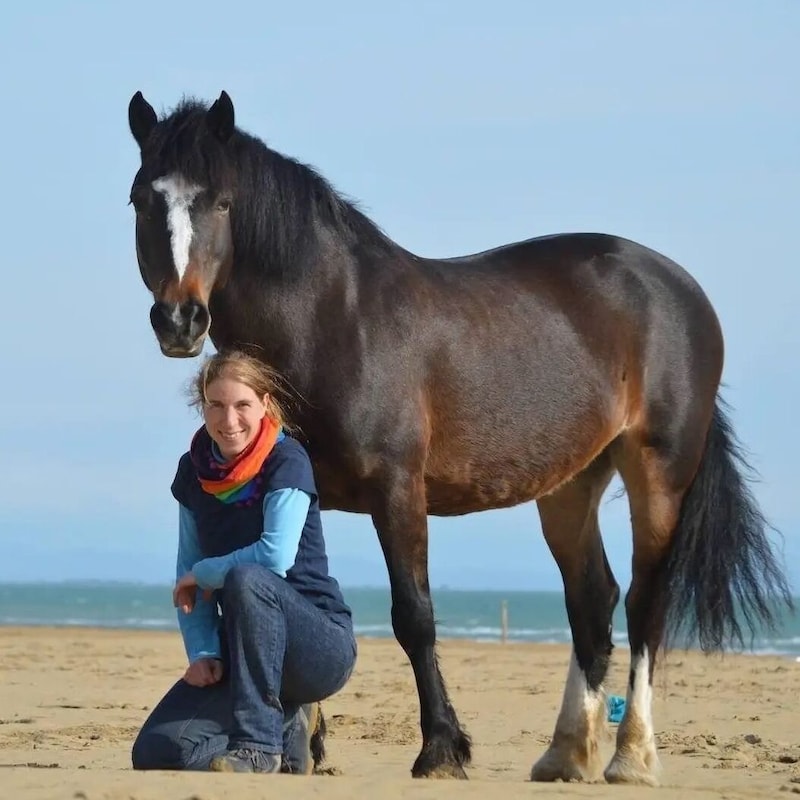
[{"left": 152, "top": 174, "right": 203, "bottom": 281}]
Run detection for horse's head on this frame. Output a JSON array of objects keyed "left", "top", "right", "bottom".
[{"left": 128, "top": 91, "right": 238, "bottom": 357}]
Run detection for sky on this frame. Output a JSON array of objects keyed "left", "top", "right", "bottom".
[{"left": 1, "top": 1, "right": 797, "bottom": 593}]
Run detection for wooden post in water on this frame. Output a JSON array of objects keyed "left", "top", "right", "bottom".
[{"left": 501, "top": 600, "right": 508, "bottom": 644}]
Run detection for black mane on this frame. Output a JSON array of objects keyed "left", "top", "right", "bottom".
[{"left": 141, "top": 97, "right": 398, "bottom": 271}]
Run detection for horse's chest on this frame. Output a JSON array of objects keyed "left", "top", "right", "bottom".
[{"left": 307, "top": 453, "right": 373, "bottom": 513}]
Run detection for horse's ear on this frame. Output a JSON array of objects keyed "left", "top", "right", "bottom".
[
  {"left": 207, "top": 90, "right": 235, "bottom": 144},
  {"left": 129, "top": 91, "right": 158, "bottom": 149}
]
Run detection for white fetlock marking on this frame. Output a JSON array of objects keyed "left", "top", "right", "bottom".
[
  {"left": 532, "top": 650, "right": 605, "bottom": 781},
  {"left": 626, "top": 646, "right": 655, "bottom": 746},
  {"left": 556, "top": 650, "right": 604, "bottom": 738},
  {"left": 605, "top": 645, "right": 660, "bottom": 785}
]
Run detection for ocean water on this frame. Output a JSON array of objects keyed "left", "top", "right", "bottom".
[{"left": 1, "top": 582, "right": 798, "bottom": 660}]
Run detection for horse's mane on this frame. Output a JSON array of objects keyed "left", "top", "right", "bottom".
[{"left": 143, "top": 97, "right": 397, "bottom": 270}]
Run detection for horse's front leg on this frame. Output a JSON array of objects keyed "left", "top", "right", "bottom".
[{"left": 370, "top": 466, "right": 471, "bottom": 779}]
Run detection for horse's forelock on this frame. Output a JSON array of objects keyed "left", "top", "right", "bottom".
[
  {"left": 138, "top": 95, "right": 395, "bottom": 272},
  {"left": 143, "top": 101, "right": 234, "bottom": 191}
]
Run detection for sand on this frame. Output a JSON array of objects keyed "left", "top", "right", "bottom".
[{"left": 0, "top": 626, "right": 797, "bottom": 799}]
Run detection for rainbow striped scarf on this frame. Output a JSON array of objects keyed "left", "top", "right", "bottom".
[{"left": 190, "top": 416, "right": 281, "bottom": 506}]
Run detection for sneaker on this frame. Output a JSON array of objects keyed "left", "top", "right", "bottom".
[{"left": 209, "top": 748, "right": 282, "bottom": 773}]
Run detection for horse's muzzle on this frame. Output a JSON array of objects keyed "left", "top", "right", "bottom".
[{"left": 149, "top": 299, "right": 210, "bottom": 358}]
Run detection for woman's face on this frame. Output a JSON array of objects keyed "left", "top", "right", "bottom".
[{"left": 202, "top": 373, "right": 269, "bottom": 460}]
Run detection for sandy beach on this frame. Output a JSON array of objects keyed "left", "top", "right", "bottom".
[{"left": 0, "top": 626, "right": 797, "bottom": 799}]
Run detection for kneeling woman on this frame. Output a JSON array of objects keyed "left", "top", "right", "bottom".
[{"left": 132, "top": 350, "right": 356, "bottom": 774}]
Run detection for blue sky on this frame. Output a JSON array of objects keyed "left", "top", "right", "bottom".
[{"left": 1, "top": 1, "right": 797, "bottom": 593}]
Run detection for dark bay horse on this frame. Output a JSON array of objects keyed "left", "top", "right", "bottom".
[{"left": 127, "top": 90, "right": 793, "bottom": 785}]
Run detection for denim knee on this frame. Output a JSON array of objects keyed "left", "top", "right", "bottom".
[
  {"left": 131, "top": 729, "right": 184, "bottom": 770},
  {"left": 223, "top": 563, "right": 281, "bottom": 608}
]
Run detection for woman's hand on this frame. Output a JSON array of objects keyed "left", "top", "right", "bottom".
[
  {"left": 173, "top": 572, "right": 199, "bottom": 613},
  {"left": 183, "top": 657, "right": 224, "bottom": 687},
  {"left": 173, "top": 572, "right": 213, "bottom": 614}
]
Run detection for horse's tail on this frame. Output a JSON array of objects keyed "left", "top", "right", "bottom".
[{"left": 662, "top": 397, "right": 794, "bottom": 652}]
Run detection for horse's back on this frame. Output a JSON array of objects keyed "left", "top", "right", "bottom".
[
  {"left": 415, "top": 231, "right": 720, "bottom": 388},
  {"left": 436, "top": 232, "right": 709, "bottom": 297},
  {"left": 422, "top": 231, "right": 721, "bottom": 364},
  {"left": 408, "top": 232, "right": 723, "bottom": 512}
]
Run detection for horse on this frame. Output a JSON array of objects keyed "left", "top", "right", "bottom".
[{"left": 126, "top": 90, "right": 793, "bottom": 785}]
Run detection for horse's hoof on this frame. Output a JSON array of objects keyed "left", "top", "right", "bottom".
[
  {"left": 604, "top": 748, "right": 660, "bottom": 786},
  {"left": 410, "top": 728, "right": 471, "bottom": 779},
  {"left": 412, "top": 761, "right": 468, "bottom": 779},
  {"left": 530, "top": 745, "right": 601, "bottom": 783},
  {"left": 411, "top": 742, "right": 469, "bottom": 779}
]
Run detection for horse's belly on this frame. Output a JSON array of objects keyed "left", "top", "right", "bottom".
[
  {"left": 422, "top": 404, "right": 618, "bottom": 515},
  {"left": 312, "top": 447, "right": 594, "bottom": 515},
  {"left": 423, "top": 471, "right": 543, "bottom": 515},
  {"left": 309, "top": 390, "right": 619, "bottom": 516},
  {"left": 422, "top": 450, "right": 591, "bottom": 516}
]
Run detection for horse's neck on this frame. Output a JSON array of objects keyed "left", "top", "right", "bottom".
[
  {"left": 210, "top": 244, "right": 340, "bottom": 384},
  {"left": 215, "top": 214, "right": 411, "bottom": 399}
]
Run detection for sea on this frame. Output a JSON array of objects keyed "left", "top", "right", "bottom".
[{"left": 1, "top": 582, "right": 798, "bottom": 660}]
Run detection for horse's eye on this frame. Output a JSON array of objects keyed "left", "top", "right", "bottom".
[
  {"left": 129, "top": 187, "right": 150, "bottom": 213},
  {"left": 216, "top": 198, "right": 231, "bottom": 214},
  {"left": 132, "top": 202, "right": 151, "bottom": 221}
]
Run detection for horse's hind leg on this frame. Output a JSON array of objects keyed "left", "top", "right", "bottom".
[
  {"left": 530, "top": 451, "right": 619, "bottom": 783},
  {"left": 603, "top": 433, "right": 698, "bottom": 786}
]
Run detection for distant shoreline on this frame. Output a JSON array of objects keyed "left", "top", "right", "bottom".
[
  {"left": 0, "top": 621, "right": 796, "bottom": 662},
  {"left": 0, "top": 580, "right": 559, "bottom": 592},
  {"left": 2, "top": 582, "right": 796, "bottom": 660}
]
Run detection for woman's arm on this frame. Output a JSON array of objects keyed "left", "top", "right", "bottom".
[
  {"left": 176, "top": 504, "right": 222, "bottom": 662},
  {"left": 191, "top": 488, "right": 311, "bottom": 590}
]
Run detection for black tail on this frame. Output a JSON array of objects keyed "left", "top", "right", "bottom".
[{"left": 663, "top": 398, "right": 794, "bottom": 652}]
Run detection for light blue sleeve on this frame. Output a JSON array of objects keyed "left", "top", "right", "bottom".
[
  {"left": 192, "top": 488, "right": 310, "bottom": 591},
  {"left": 176, "top": 504, "right": 221, "bottom": 663}
]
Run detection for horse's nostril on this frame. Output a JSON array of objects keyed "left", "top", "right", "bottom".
[
  {"left": 149, "top": 299, "right": 208, "bottom": 346},
  {"left": 184, "top": 299, "right": 204, "bottom": 324},
  {"left": 183, "top": 299, "right": 210, "bottom": 338},
  {"left": 149, "top": 301, "right": 173, "bottom": 334}
]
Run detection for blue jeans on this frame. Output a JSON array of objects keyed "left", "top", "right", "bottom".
[{"left": 131, "top": 564, "right": 356, "bottom": 770}]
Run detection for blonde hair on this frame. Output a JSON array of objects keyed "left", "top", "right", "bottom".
[{"left": 189, "top": 349, "right": 292, "bottom": 429}]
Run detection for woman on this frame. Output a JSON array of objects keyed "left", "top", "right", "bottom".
[{"left": 131, "top": 350, "right": 356, "bottom": 774}]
